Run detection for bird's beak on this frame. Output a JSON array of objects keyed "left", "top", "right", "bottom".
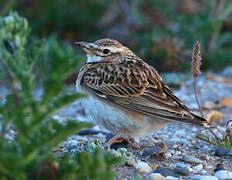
[
  {"left": 75, "top": 41, "right": 95, "bottom": 56},
  {"left": 75, "top": 41, "right": 92, "bottom": 50}
]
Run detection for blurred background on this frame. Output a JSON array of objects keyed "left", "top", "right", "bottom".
[{"left": 1, "top": 0, "right": 232, "bottom": 73}]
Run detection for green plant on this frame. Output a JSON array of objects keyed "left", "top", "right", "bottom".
[
  {"left": 196, "top": 128, "right": 232, "bottom": 151},
  {"left": 0, "top": 12, "right": 119, "bottom": 180}
]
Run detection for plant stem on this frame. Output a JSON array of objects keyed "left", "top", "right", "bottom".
[{"left": 193, "top": 78, "right": 203, "bottom": 118}]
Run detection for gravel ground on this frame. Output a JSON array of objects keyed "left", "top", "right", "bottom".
[{"left": 54, "top": 71, "right": 232, "bottom": 180}]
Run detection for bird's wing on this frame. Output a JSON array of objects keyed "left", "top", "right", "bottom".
[{"left": 79, "top": 60, "right": 207, "bottom": 125}]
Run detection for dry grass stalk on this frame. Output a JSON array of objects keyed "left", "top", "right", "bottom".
[
  {"left": 191, "top": 41, "right": 203, "bottom": 118},
  {"left": 191, "top": 41, "right": 222, "bottom": 141}
]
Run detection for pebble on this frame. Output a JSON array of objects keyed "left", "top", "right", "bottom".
[
  {"left": 214, "top": 164, "right": 225, "bottom": 173},
  {"left": 215, "top": 146, "right": 228, "bottom": 157},
  {"left": 200, "top": 170, "right": 207, "bottom": 175},
  {"left": 193, "top": 164, "right": 203, "bottom": 173},
  {"left": 66, "top": 140, "right": 78, "bottom": 151},
  {"left": 165, "top": 176, "right": 179, "bottom": 180},
  {"left": 215, "top": 170, "right": 232, "bottom": 180},
  {"left": 202, "top": 145, "right": 211, "bottom": 151},
  {"left": 182, "top": 155, "right": 203, "bottom": 164},
  {"left": 165, "top": 152, "right": 172, "bottom": 159},
  {"left": 135, "top": 162, "right": 152, "bottom": 173},
  {"left": 153, "top": 168, "right": 179, "bottom": 177},
  {"left": 175, "top": 151, "right": 182, "bottom": 155},
  {"left": 200, "top": 154, "right": 209, "bottom": 161},
  {"left": 191, "top": 175, "right": 219, "bottom": 180},
  {"left": 175, "top": 167, "right": 189, "bottom": 176},
  {"left": 175, "top": 162, "right": 189, "bottom": 168},
  {"left": 150, "top": 173, "right": 165, "bottom": 180}
]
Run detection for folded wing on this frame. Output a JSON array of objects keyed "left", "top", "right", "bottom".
[{"left": 79, "top": 59, "right": 207, "bottom": 126}]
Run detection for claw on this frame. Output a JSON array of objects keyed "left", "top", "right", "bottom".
[{"left": 105, "top": 129, "right": 142, "bottom": 150}]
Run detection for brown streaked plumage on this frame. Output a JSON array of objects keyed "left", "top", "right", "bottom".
[{"left": 76, "top": 38, "right": 208, "bottom": 140}]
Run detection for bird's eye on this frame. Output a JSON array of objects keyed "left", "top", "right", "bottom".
[{"left": 103, "top": 49, "right": 110, "bottom": 54}]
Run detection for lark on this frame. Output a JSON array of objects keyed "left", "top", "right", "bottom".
[{"left": 76, "top": 38, "right": 208, "bottom": 148}]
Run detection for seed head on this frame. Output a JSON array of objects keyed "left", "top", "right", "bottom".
[{"left": 191, "top": 41, "right": 202, "bottom": 78}]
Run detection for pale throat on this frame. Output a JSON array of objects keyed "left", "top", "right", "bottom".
[{"left": 87, "top": 54, "right": 102, "bottom": 63}]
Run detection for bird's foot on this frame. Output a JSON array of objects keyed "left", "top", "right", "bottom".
[
  {"left": 106, "top": 137, "right": 141, "bottom": 150},
  {"left": 105, "top": 130, "right": 142, "bottom": 150}
]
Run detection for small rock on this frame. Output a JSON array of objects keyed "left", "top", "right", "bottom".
[
  {"left": 214, "top": 164, "right": 225, "bottom": 173},
  {"left": 153, "top": 168, "right": 179, "bottom": 177},
  {"left": 165, "top": 152, "right": 172, "bottom": 159},
  {"left": 191, "top": 175, "right": 218, "bottom": 180},
  {"left": 182, "top": 155, "right": 203, "bottom": 164},
  {"left": 200, "top": 170, "right": 207, "bottom": 175},
  {"left": 193, "top": 164, "right": 203, "bottom": 172},
  {"left": 66, "top": 140, "right": 78, "bottom": 151},
  {"left": 135, "top": 162, "right": 152, "bottom": 173},
  {"left": 202, "top": 145, "right": 211, "bottom": 151},
  {"left": 228, "top": 151, "right": 232, "bottom": 156},
  {"left": 165, "top": 176, "right": 179, "bottom": 180},
  {"left": 175, "top": 163, "right": 186, "bottom": 168},
  {"left": 200, "top": 154, "right": 209, "bottom": 161},
  {"left": 175, "top": 151, "right": 182, "bottom": 155},
  {"left": 150, "top": 173, "right": 165, "bottom": 180},
  {"left": 110, "top": 149, "right": 121, "bottom": 157},
  {"left": 215, "top": 146, "right": 228, "bottom": 157},
  {"left": 125, "top": 156, "right": 136, "bottom": 167},
  {"left": 175, "top": 167, "right": 189, "bottom": 176},
  {"left": 215, "top": 170, "right": 232, "bottom": 180}
]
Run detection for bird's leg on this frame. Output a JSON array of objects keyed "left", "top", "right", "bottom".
[
  {"left": 105, "top": 129, "right": 126, "bottom": 146},
  {"left": 106, "top": 129, "right": 142, "bottom": 150},
  {"left": 124, "top": 137, "right": 142, "bottom": 150}
]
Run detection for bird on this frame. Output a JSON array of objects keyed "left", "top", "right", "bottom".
[{"left": 75, "top": 38, "right": 208, "bottom": 148}]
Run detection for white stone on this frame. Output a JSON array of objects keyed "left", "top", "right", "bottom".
[
  {"left": 193, "top": 175, "right": 218, "bottom": 180},
  {"left": 165, "top": 176, "right": 179, "bottom": 180},
  {"left": 165, "top": 152, "right": 172, "bottom": 158},
  {"left": 215, "top": 170, "right": 232, "bottom": 180},
  {"left": 193, "top": 164, "right": 203, "bottom": 172},
  {"left": 150, "top": 173, "right": 165, "bottom": 180},
  {"left": 135, "top": 161, "right": 152, "bottom": 173},
  {"left": 175, "top": 151, "right": 182, "bottom": 155},
  {"left": 200, "top": 170, "right": 207, "bottom": 175}
]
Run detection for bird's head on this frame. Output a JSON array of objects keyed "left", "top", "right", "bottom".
[{"left": 75, "top": 38, "right": 131, "bottom": 63}]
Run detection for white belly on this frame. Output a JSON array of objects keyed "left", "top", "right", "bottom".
[{"left": 80, "top": 95, "right": 134, "bottom": 133}]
